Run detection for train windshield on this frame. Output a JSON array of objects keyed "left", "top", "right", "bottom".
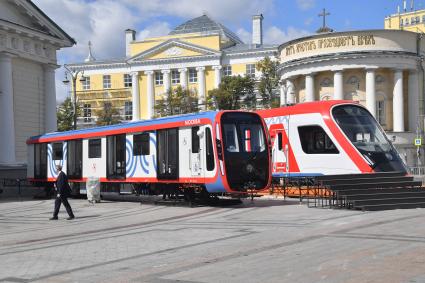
[
  {"left": 332, "top": 105, "right": 406, "bottom": 172},
  {"left": 221, "top": 112, "right": 269, "bottom": 191}
]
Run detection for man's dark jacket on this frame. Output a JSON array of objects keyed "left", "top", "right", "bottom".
[{"left": 56, "top": 171, "right": 71, "bottom": 196}]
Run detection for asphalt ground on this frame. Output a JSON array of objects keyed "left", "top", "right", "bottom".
[{"left": 0, "top": 196, "right": 425, "bottom": 283}]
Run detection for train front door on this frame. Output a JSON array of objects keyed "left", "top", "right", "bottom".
[
  {"left": 157, "top": 128, "right": 179, "bottom": 180},
  {"left": 106, "top": 134, "right": 126, "bottom": 180}
]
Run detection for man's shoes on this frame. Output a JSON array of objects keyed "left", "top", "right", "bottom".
[
  {"left": 66, "top": 216, "right": 75, "bottom": 220},
  {"left": 49, "top": 217, "right": 58, "bottom": 220}
]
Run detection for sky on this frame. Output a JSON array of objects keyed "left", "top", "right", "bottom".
[{"left": 31, "top": 0, "right": 417, "bottom": 102}]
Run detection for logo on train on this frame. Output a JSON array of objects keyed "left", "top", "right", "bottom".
[{"left": 184, "top": 119, "right": 201, "bottom": 126}]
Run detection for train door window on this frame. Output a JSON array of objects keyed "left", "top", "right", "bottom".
[
  {"left": 52, "top": 143, "right": 63, "bottom": 160},
  {"left": 133, "top": 133, "right": 150, "bottom": 156},
  {"left": 107, "top": 134, "right": 126, "bottom": 179},
  {"left": 157, "top": 128, "right": 179, "bottom": 179},
  {"left": 89, "top": 139, "right": 102, "bottom": 158},
  {"left": 223, "top": 124, "right": 239, "bottom": 152},
  {"left": 205, "top": 127, "right": 215, "bottom": 171},
  {"left": 298, "top": 126, "right": 339, "bottom": 154},
  {"left": 277, "top": 133, "right": 283, "bottom": 150},
  {"left": 191, "top": 126, "right": 200, "bottom": 153},
  {"left": 67, "top": 140, "right": 82, "bottom": 179},
  {"left": 34, "top": 143, "right": 47, "bottom": 179}
]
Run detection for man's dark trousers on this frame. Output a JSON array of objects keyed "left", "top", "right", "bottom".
[{"left": 53, "top": 194, "right": 74, "bottom": 218}]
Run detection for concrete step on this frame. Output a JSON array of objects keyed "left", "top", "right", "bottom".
[
  {"left": 352, "top": 197, "right": 425, "bottom": 208},
  {"left": 359, "top": 202, "right": 425, "bottom": 211}
]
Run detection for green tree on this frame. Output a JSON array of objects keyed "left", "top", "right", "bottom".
[
  {"left": 207, "top": 75, "right": 255, "bottom": 110},
  {"left": 256, "top": 56, "right": 280, "bottom": 108},
  {"left": 57, "top": 98, "right": 80, "bottom": 131},
  {"left": 95, "top": 102, "right": 120, "bottom": 126},
  {"left": 155, "top": 86, "right": 199, "bottom": 117}
]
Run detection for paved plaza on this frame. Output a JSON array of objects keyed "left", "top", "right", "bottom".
[{"left": 0, "top": 196, "right": 425, "bottom": 283}]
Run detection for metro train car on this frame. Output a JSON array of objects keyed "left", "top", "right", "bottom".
[
  {"left": 257, "top": 100, "right": 407, "bottom": 180},
  {"left": 27, "top": 110, "right": 271, "bottom": 197}
]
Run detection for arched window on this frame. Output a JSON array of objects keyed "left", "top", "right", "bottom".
[
  {"left": 320, "top": 78, "right": 333, "bottom": 87},
  {"left": 376, "top": 92, "right": 387, "bottom": 126},
  {"left": 375, "top": 74, "right": 385, "bottom": 84},
  {"left": 346, "top": 76, "right": 360, "bottom": 89},
  {"left": 320, "top": 94, "right": 331, "bottom": 101}
]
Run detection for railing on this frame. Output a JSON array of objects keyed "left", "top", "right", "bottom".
[{"left": 409, "top": 166, "right": 425, "bottom": 176}]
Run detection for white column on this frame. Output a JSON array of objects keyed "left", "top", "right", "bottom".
[
  {"left": 162, "top": 70, "right": 171, "bottom": 93},
  {"left": 280, "top": 80, "right": 286, "bottom": 106},
  {"left": 286, "top": 79, "right": 295, "bottom": 104},
  {"left": 333, "top": 70, "right": 344, "bottom": 100},
  {"left": 145, "top": 71, "right": 155, "bottom": 119},
  {"left": 44, "top": 65, "right": 57, "bottom": 132},
  {"left": 365, "top": 68, "right": 376, "bottom": 117},
  {"left": 213, "top": 65, "right": 222, "bottom": 88},
  {"left": 0, "top": 53, "right": 16, "bottom": 164},
  {"left": 197, "top": 66, "right": 206, "bottom": 110},
  {"left": 305, "top": 74, "right": 315, "bottom": 102},
  {"left": 408, "top": 70, "right": 419, "bottom": 132},
  {"left": 393, "top": 69, "right": 404, "bottom": 132},
  {"left": 131, "top": 72, "right": 140, "bottom": 121},
  {"left": 179, "top": 68, "right": 188, "bottom": 89}
]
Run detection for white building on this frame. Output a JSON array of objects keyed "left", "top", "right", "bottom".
[{"left": 0, "top": 0, "right": 75, "bottom": 167}]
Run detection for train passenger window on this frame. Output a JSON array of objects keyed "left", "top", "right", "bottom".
[
  {"left": 191, "top": 126, "right": 200, "bottom": 153},
  {"left": 34, "top": 143, "right": 47, "bottom": 179},
  {"left": 133, "top": 133, "right": 150, "bottom": 156},
  {"left": 277, "top": 133, "right": 283, "bottom": 150},
  {"left": 52, "top": 143, "right": 63, "bottom": 160},
  {"left": 298, "top": 126, "right": 339, "bottom": 154},
  {"left": 89, "top": 139, "right": 102, "bottom": 158},
  {"left": 205, "top": 128, "right": 215, "bottom": 171}
]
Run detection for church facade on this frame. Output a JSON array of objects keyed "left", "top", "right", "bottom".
[
  {"left": 278, "top": 29, "right": 425, "bottom": 167},
  {"left": 0, "top": 0, "right": 74, "bottom": 166},
  {"left": 68, "top": 14, "right": 277, "bottom": 126}
]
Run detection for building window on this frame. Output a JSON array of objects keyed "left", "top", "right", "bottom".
[
  {"left": 83, "top": 104, "right": 92, "bottom": 123},
  {"left": 133, "top": 133, "right": 150, "bottom": 156},
  {"left": 171, "top": 69, "right": 180, "bottom": 84},
  {"left": 124, "top": 74, "right": 132, "bottom": 88},
  {"left": 376, "top": 100, "right": 385, "bottom": 126},
  {"left": 52, "top": 143, "right": 63, "bottom": 160},
  {"left": 188, "top": 68, "right": 197, "bottom": 83},
  {"left": 416, "top": 16, "right": 420, "bottom": 24},
  {"left": 81, "top": 76, "right": 90, "bottom": 90},
  {"left": 155, "top": 71, "right": 163, "bottom": 85},
  {"left": 320, "top": 77, "right": 333, "bottom": 87},
  {"left": 103, "top": 75, "right": 111, "bottom": 89},
  {"left": 223, "top": 65, "right": 232, "bottom": 76},
  {"left": 405, "top": 18, "right": 409, "bottom": 25},
  {"left": 246, "top": 64, "right": 256, "bottom": 78},
  {"left": 89, "top": 139, "right": 102, "bottom": 158},
  {"left": 422, "top": 15, "right": 425, "bottom": 23},
  {"left": 124, "top": 101, "right": 132, "bottom": 121},
  {"left": 401, "top": 19, "right": 404, "bottom": 26}
]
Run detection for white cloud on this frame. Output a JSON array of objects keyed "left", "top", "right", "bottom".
[
  {"left": 296, "top": 0, "right": 315, "bottom": 10},
  {"left": 137, "top": 22, "right": 172, "bottom": 41},
  {"left": 236, "top": 28, "right": 252, "bottom": 44},
  {"left": 264, "top": 26, "right": 310, "bottom": 44}
]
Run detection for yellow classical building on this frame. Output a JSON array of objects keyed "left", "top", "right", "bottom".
[
  {"left": 68, "top": 14, "right": 277, "bottom": 126},
  {"left": 384, "top": 0, "right": 425, "bottom": 33}
]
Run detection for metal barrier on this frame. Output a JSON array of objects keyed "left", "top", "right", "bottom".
[{"left": 409, "top": 166, "right": 425, "bottom": 176}]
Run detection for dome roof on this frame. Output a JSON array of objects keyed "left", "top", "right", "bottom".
[{"left": 169, "top": 14, "right": 243, "bottom": 44}]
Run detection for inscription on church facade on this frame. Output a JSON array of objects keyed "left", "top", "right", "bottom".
[{"left": 285, "top": 35, "right": 376, "bottom": 56}]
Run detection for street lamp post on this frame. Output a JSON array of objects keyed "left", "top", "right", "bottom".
[{"left": 62, "top": 65, "right": 85, "bottom": 130}]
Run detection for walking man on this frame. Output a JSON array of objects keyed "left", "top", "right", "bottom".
[{"left": 50, "top": 165, "right": 75, "bottom": 220}]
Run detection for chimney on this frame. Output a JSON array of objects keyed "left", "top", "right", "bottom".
[
  {"left": 252, "top": 14, "right": 263, "bottom": 46},
  {"left": 125, "top": 29, "right": 136, "bottom": 58}
]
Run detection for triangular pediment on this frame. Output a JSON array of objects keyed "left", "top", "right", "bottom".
[
  {"left": 128, "top": 39, "right": 221, "bottom": 62},
  {"left": 0, "top": 0, "right": 75, "bottom": 47}
]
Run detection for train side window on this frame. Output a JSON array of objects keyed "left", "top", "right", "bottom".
[
  {"left": 191, "top": 126, "right": 200, "bottom": 153},
  {"left": 298, "top": 125, "right": 339, "bottom": 154},
  {"left": 277, "top": 133, "right": 283, "bottom": 151},
  {"left": 89, "top": 139, "right": 102, "bottom": 158},
  {"left": 52, "top": 143, "right": 63, "bottom": 160},
  {"left": 205, "top": 128, "right": 215, "bottom": 171},
  {"left": 133, "top": 133, "right": 150, "bottom": 156}
]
